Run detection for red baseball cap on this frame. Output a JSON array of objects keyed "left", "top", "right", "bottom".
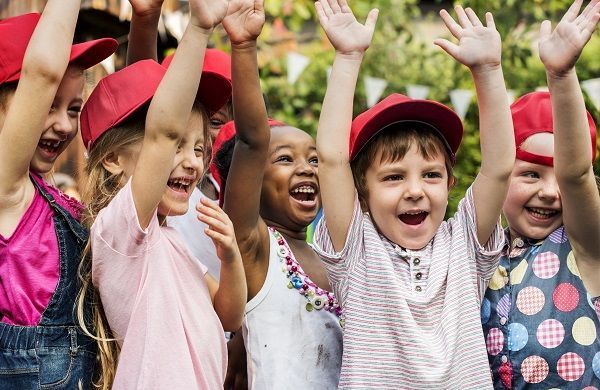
[
  {"left": 350, "top": 93, "right": 463, "bottom": 164},
  {"left": 161, "top": 48, "right": 232, "bottom": 115},
  {"left": 511, "top": 91, "right": 597, "bottom": 166},
  {"left": 80, "top": 60, "right": 166, "bottom": 150},
  {"left": 0, "top": 13, "right": 118, "bottom": 84},
  {"left": 209, "top": 118, "right": 285, "bottom": 206}
]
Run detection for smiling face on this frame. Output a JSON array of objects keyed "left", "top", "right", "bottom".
[
  {"left": 260, "top": 126, "right": 320, "bottom": 231},
  {"left": 503, "top": 133, "right": 562, "bottom": 240},
  {"left": 31, "top": 66, "right": 85, "bottom": 174}
]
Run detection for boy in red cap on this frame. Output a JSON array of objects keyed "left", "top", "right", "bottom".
[
  {"left": 313, "top": 0, "right": 514, "bottom": 388},
  {"left": 482, "top": 0, "right": 600, "bottom": 387},
  {"left": 76, "top": 0, "right": 247, "bottom": 388},
  {"left": 0, "top": 2, "right": 116, "bottom": 388}
]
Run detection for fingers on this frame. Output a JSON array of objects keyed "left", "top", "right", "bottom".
[
  {"left": 254, "top": 0, "right": 264, "bottom": 14},
  {"left": 433, "top": 38, "right": 461, "bottom": 61},
  {"left": 338, "top": 0, "right": 352, "bottom": 13},
  {"left": 581, "top": 11, "right": 600, "bottom": 42},
  {"left": 365, "top": 8, "right": 379, "bottom": 29},
  {"left": 315, "top": 1, "right": 328, "bottom": 24},
  {"left": 454, "top": 5, "right": 473, "bottom": 29},
  {"left": 197, "top": 197, "right": 234, "bottom": 235},
  {"left": 485, "top": 12, "right": 496, "bottom": 30},
  {"left": 562, "top": 0, "right": 584, "bottom": 23},
  {"left": 540, "top": 19, "right": 552, "bottom": 41},
  {"left": 327, "top": 0, "right": 342, "bottom": 14},
  {"left": 465, "top": 7, "right": 483, "bottom": 27},
  {"left": 317, "top": 0, "right": 333, "bottom": 19},
  {"left": 439, "top": 9, "right": 463, "bottom": 39}
]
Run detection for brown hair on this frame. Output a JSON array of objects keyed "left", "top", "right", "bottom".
[
  {"left": 76, "top": 103, "right": 209, "bottom": 389},
  {"left": 350, "top": 122, "right": 455, "bottom": 208}
]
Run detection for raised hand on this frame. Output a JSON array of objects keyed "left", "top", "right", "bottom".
[
  {"left": 196, "top": 197, "right": 242, "bottom": 264},
  {"left": 539, "top": 0, "right": 600, "bottom": 77},
  {"left": 129, "top": 0, "right": 164, "bottom": 16},
  {"left": 434, "top": 6, "right": 501, "bottom": 71},
  {"left": 315, "top": 0, "right": 378, "bottom": 56},
  {"left": 222, "top": 0, "right": 265, "bottom": 45},
  {"left": 188, "top": 0, "right": 229, "bottom": 32}
]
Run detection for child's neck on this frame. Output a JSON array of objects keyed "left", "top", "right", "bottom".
[{"left": 264, "top": 219, "right": 307, "bottom": 242}]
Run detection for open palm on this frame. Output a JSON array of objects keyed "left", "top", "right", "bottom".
[
  {"left": 539, "top": 0, "right": 600, "bottom": 75},
  {"left": 189, "top": 0, "right": 229, "bottom": 31},
  {"left": 435, "top": 6, "right": 501, "bottom": 70},
  {"left": 223, "top": 0, "right": 265, "bottom": 44},
  {"left": 315, "top": 0, "right": 378, "bottom": 55}
]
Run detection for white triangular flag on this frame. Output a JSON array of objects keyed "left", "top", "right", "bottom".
[
  {"left": 164, "top": 11, "right": 187, "bottom": 42},
  {"left": 581, "top": 78, "right": 600, "bottom": 110},
  {"left": 158, "top": 14, "right": 167, "bottom": 42},
  {"left": 507, "top": 89, "right": 517, "bottom": 105},
  {"left": 287, "top": 52, "right": 310, "bottom": 84},
  {"left": 100, "top": 55, "right": 115, "bottom": 74},
  {"left": 119, "top": 0, "right": 131, "bottom": 21},
  {"left": 364, "top": 76, "right": 388, "bottom": 107},
  {"left": 326, "top": 66, "right": 332, "bottom": 82},
  {"left": 449, "top": 89, "right": 473, "bottom": 120},
  {"left": 535, "top": 86, "right": 549, "bottom": 92},
  {"left": 406, "top": 84, "right": 430, "bottom": 100}
]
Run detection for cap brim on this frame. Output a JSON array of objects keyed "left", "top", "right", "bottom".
[
  {"left": 6, "top": 38, "right": 118, "bottom": 83},
  {"left": 351, "top": 99, "right": 463, "bottom": 161}
]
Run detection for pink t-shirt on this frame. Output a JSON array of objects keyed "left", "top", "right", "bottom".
[
  {"left": 91, "top": 180, "right": 226, "bottom": 389},
  {"left": 0, "top": 174, "right": 82, "bottom": 326}
]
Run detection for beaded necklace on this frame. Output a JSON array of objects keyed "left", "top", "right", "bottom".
[{"left": 270, "top": 228, "right": 344, "bottom": 327}]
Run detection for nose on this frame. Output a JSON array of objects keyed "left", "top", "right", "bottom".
[
  {"left": 296, "top": 159, "right": 315, "bottom": 176},
  {"left": 181, "top": 147, "right": 204, "bottom": 173},
  {"left": 50, "top": 109, "right": 75, "bottom": 140},
  {"left": 538, "top": 176, "right": 560, "bottom": 201},
  {"left": 403, "top": 177, "right": 424, "bottom": 200}
]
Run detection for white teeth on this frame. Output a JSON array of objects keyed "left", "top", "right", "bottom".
[
  {"left": 292, "top": 185, "right": 315, "bottom": 194},
  {"left": 529, "top": 208, "right": 556, "bottom": 216},
  {"left": 405, "top": 211, "right": 424, "bottom": 215}
]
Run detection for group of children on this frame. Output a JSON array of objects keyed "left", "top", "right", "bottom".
[{"left": 0, "top": 0, "right": 598, "bottom": 388}]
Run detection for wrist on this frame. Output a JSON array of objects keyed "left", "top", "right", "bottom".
[
  {"left": 132, "top": 7, "right": 162, "bottom": 19},
  {"left": 546, "top": 66, "right": 576, "bottom": 81},
  {"left": 334, "top": 51, "right": 365, "bottom": 62},
  {"left": 231, "top": 40, "right": 258, "bottom": 51},
  {"left": 470, "top": 62, "right": 501, "bottom": 76},
  {"left": 187, "top": 21, "right": 214, "bottom": 37}
]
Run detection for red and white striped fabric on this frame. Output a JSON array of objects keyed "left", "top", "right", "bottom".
[{"left": 314, "top": 186, "right": 504, "bottom": 389}]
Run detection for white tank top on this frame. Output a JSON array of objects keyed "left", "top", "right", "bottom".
[{"left": 243, "top": 228, "right": 343, "bottom": 389}]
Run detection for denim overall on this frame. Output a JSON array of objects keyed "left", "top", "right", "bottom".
[{"left": 0, "top": 177, "right": 97, "bottom": 389}]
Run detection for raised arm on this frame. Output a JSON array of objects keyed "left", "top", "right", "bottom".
[
  {"left": 126, "top": 0, "right": 164, "bottom": 65},
  {"left": 0, "top": 0, "right": 81, "bottom": 196},
  {"left": 220, "top": 0, "right": 270, "bottom": 250},
  {"left": 132, "top": 0, "right": 228, "bottom": 228},
  {"left": 315, "top": 0, "right": 378, "bottom": 251},
  {"left": 539, "top": 0, "right": 600, "bottom": 290},
  {"left": 435, "top": 6, "right": 514, "bottom": 245}
]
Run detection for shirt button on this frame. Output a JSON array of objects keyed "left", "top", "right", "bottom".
[
  {"left": 500, "top": 317, "right": 507, "bottom": 325},
  {"left": 415, "top": 286, "right": 422, "bottom": 292},
  {"left": 501, "top": 355, "right": 508, "bottom": 363},
  {"left": 415, "top": 272, "right": 422, "bottom": 280},
  {"left": 413, "top": 258, "right": 420, "bottom": 265},
  {"left": 514, "top": 238, "right": 524, "bottom": 248}
]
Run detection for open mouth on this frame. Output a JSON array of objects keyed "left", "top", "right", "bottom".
[
  {"left": 38, "top": 139, "right": 62, "bottom": 156},
  {"left": 290, "top": 184, "right": 317, "bottom": 204},
  {"left": 526, "top": 207, "right": 559, "bottom": 220},
  {"left": 167, "top": 177, "right": 193, "bottom": 194},
  {"left": 398, "top": 211, "right": 428, "bottom": 225}
]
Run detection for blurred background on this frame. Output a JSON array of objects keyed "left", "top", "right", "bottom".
[{"left": 2, "top": 0, "right": 599, "bottom": 213}]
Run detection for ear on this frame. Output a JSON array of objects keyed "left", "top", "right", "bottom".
[
  {"left": 447, "top": 175, "right": 457, "bottom": 190},
  {"left": 101, "top": 151, "right": 125, "bottom": 176}
]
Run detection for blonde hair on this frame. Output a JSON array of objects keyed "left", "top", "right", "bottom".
[{"left": 76, "top": 103, "right": 209, "bottom": 388}]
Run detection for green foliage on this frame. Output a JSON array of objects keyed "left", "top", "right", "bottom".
[{"left": 220, "top": 0, "right": 600, "bottom": 215}]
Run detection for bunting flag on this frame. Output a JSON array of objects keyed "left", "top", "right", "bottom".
[
  {"left": 100, "top": 54, "right": 115, "bottom": 74},
  {"left": 287, "top": 52, "right": 310, "bottom": 84},
  {"left": 164, "top": 11, "right": 187, "bottom": 42},
  {"left": 406, "top": 84, "right": 430, "bottom": 100},
  {"left": 119, "top": 0, "right": 131, "bottom": 21},
  {"left": 449, "top": 89, "right": 473, "bottom": 120},
  {"left": 158, "top": 14, "right": 168, "bottom": 42},
  {"left": 364, "top": 76, "right": 388, "bottom": 107},
  {"left": 535, "top": 86, "right": 549, "bottom": 92},
  {"left": 581, "top": 78, "right": 600, "bottom": 110},
  {"left": 507, "top": 89, "right": 516, "bottom": 105}
]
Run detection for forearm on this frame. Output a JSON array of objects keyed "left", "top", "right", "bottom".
[
  {"left": 214, "top": 257, "right": 247, "bottom": 331},
  {"left": 547, "top": 69, "right": 593, "bottom": 180},
  {"left": 126, "top": 10, "right": 161, "bottom": 65},
  {"left": 21, "top": 0, "right": 80, "bottom": 82},
  {"left": 146, "top": 24, "right": 210, "bottom": 139},
  {"left": 231, "top": 41, "right": 269, "bottom": 147},
  {"left": 472, "top": 65, "right": 515, "bottom": 180}
]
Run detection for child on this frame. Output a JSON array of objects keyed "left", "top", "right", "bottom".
[
  {"left": 78, "top": 0, "right": 246, "bottom": 387},
  {"left": 0, "top": 5, "right": 116, "bottom": 388},
  {"left": 313, "top": 0, "right": 514, "bottom": 387},
  {"left": 482, "top": 0, "right": 600, "bottom": 387},
  {"left": 214, "top": 0, "right": 343, "bottom": 387}
]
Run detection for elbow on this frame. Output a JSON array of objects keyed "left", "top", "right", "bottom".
[
  {"left": 221, "top": 314, "right": 244, "bottom": 332},
  {"left": 555, "top": 165, "right": 593, "bottom": 186},
  {"left": 19, "top": 62, "right": 64, "bottom": 86}
]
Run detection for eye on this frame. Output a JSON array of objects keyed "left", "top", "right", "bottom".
[
  {"left": 522, "top": 171, "right": 539, "bottom": 179},
  {"left": 275, "top": 155, "right": 292, "bottom": 163},
  {"left": 68, "top": 106, "right": 81, "bottom": 118},
  {"left": 309, "top": 156, "right": 318, "bottom": 165},
  {"left": 383, "top": 174, "right": 402, "bottom": 181},
  {"left": 194, "top": 146, "right": 205, "bottom": 157},
  {"left": 424, "top": 171, "right": 443, "bottom": 179},
  {"left": 210, "top": 119, "right": 225, "bottom": 129}
]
